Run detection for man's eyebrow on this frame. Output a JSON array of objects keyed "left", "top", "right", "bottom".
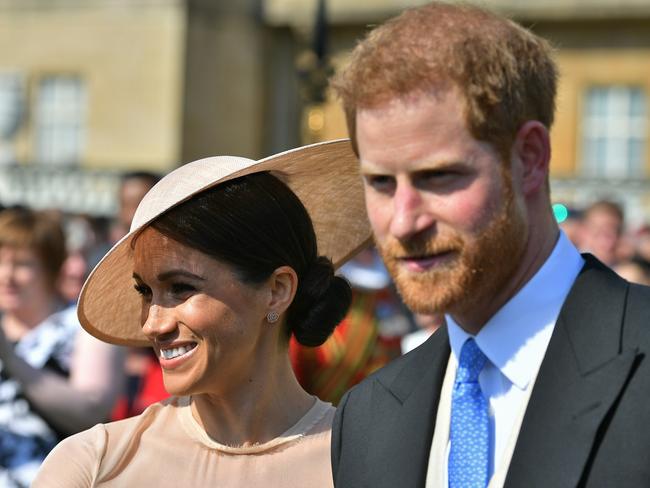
[{"left": 360, "top": 159, "right": 465, "bottom": 174}]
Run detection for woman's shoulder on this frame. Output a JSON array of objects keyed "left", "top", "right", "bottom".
[
  {"left": 31, "top": 423, "right": 107, "bottom": 488},
  {"left": 32, "top": 397, "right": 189, "bottom": 487},
  {"left": 94, "top": 396, "right": 189, "bottom": 459}
]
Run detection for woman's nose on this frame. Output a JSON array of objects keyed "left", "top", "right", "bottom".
[{"left": 141, "top": 304, "right": 177, "bottom": 340}]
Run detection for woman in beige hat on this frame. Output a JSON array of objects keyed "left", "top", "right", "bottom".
[{"left": 33, "top": 140, "right": 370, "bottom": 487}]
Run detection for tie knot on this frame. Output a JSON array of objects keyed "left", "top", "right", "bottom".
[{"left": 456, "top": 338, "right": 487, "bottom": 383}]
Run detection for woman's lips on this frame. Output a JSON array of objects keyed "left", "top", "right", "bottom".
[{"left": 157, "top": 342, "right": 198, "bottom": 369}]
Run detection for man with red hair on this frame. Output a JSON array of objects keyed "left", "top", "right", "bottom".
[{"left": 330, "top": 3, "right": 650, "bottom": 487}]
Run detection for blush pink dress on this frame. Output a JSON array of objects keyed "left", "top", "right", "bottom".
[{"left": 33, "top": 396, "right": 335, "bottom": 487}]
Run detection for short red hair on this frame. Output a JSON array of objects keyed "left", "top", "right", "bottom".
[{"left": 331, "top": 2, "right": 558, "bottom": 160}]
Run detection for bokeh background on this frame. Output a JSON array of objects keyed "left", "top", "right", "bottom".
[{"left": 0, "top": 0, "right": 649, "bottom": 224}]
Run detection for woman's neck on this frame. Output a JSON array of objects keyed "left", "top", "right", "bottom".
[
  {"left": 2, "top": 297, "right": 62, "bottom": 342},
  {"left": 191, "top": 353, "right": 315, "bottom": 447}
]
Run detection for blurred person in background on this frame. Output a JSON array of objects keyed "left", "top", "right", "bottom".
[
  {"left": 591, "top": 216, "right": 650, "bottom": 286},
  {"left": 109, "top": 171, "right": 161, "bottom": 244},
  {"left": 0, "top": 208, "right": 124, "bottom": 487},
  {"left": 632, "top": 225, "right": 650, "bottom": 264},
  {"left": 401, "top": 312, "right": 445, "bottom": 354},
  {"left": 557, "top": 206, "right": 583, "bottom": 249},
  {"left": 58, "top": 214, "right": 101, "bottom": 305},
  {"left": 290, "top": 246, "right": 408, "bottom": 405},
  {"left": 613, "top": 256, "right": 650, "bottom": 286},
  {"left": 579, "top": 199, "right": 624, "bottom": 266},
  {"left": 58, "top": 249, "right": 86, "bottom": 305}
]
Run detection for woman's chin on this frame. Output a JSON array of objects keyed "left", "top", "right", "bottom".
[
  {"left": 159, "top": 372, "right": 192, "bottom": 396},
  {"left": 162, "top": 380, "right": 192, "bottom": 397}
]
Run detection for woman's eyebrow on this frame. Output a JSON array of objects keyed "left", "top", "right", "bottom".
[{"left": 156, "top": 269, "right": 206, "bottom": 282}]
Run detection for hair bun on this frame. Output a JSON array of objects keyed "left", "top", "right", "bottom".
[{"left": 286, "top": 257, "right": 352, "bottom": 347}]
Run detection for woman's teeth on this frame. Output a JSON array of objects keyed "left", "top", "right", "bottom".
[{"left": 160, "top": 344, "right": 196, "bottom": 360}]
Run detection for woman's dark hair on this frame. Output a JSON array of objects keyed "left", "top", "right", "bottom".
[{"left": 151, "top": 172, "right": 351, "bottom": 347}]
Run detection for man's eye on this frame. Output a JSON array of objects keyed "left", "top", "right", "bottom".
[
  {"left": 420, "top": 170, "right": 454, "bottom": 181},
  {"left": 364, "top": 175, "right": 395, "bottom": 193},
  {"left": 414, "top": 169, "right": 462, "bottom": 189}
]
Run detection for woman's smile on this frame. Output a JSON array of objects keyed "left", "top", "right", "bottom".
[{"left": 157, "top": 341, "right": 198, "bottom": 368}]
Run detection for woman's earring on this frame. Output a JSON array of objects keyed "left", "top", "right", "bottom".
[{"left": 266, "top": 311, "right": 279, "bottom": 324}]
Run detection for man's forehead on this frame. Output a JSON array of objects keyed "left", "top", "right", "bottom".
[
  {"left": 356, "top": 88, "right": 464, "bottom": 118},
  {"left": 355, "top": 92, "right": 482, "bottom": 174}
]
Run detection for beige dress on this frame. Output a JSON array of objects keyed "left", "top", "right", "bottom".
[{"left": 33, "top": 396, "right": 335, "bottom": 487}]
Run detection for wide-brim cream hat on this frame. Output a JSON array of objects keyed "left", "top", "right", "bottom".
[{"left": 78, "top": 139, "right": 371, "bottom": 347}]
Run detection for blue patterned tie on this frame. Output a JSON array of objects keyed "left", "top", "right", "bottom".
[{"left": 448, "top": 338, "right": 489, "bottom": 488}]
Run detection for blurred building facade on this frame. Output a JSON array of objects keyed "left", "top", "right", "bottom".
[
  {"left": 0, "top": 0, "right": 302, "bottom": 215},
  {"left": 0, "top": 0, "right": 649, "bottom": 224},
  {"left": 267, "top": 0, "right": 650, "bottom": 226}
]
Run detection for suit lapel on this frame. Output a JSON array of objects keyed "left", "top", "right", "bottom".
[
  {"left": 364, "top": 326, "right": 450, "bottom": 488},
  {"left": 505, "top": 256, "right": 640, "bottom": 488}
]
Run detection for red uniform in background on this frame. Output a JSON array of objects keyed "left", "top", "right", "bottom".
[{"left": 290, "top": 251, "right": 410, "bottom": 405}]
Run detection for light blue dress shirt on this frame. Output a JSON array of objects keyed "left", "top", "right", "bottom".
[{"left": 446, "top": 231, "right": 584, "bottom": 477}]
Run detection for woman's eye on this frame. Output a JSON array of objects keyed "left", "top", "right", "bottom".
[
  {"left": 170, "top": 283, "right": 196, "bottom": 296},
  {"left": 133, "top": 283, "right": 152, "bottom": 298}
]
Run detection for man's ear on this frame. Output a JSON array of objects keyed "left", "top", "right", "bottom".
[
  {"left": 512, "top": 120, "right": 551, "bottom": 197},
  {"left": 267, "top": 266, "right": 298, "bottom": 317}
]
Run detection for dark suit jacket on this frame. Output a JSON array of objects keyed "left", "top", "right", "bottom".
[{"left": 332, "top": 255, "right": 650, "bottom": 487}]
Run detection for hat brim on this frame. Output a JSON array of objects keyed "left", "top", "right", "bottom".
[{"left": 78, "top": 139, "right": 371, "bottom": 346}]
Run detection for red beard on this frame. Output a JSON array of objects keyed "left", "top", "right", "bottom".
[{"left": 377, "top": 174, "right": 528, "bottom": 318}]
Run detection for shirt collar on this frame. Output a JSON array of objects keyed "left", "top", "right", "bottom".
[{"left": 447, "top": 231, "right": 584, "bottom": 390}]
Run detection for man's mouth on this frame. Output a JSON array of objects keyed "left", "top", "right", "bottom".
[{"left": 397, "top": 251, "right": 455, "bottom": 271}]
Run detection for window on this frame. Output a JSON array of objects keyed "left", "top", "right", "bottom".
[
  {"left": 0, "top": 73, "right": 23, "bottom": 164},
  {"left": 581, "top": 85, "right": 647, "bottom": 178},
  {"left": 35, "top": 76, "right": 86, "bottom": 165}
]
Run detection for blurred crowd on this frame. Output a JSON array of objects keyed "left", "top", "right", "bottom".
[
  {"left": 0, "top": 163, "right": 649, "bottom": 486},
  {"left": 561, "top": 199, "right": 650, "bottom": 285}
]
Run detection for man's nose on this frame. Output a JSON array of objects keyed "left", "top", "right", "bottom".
[{"left": 389, "top": 182, "right": 435, "bottom": 240}]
